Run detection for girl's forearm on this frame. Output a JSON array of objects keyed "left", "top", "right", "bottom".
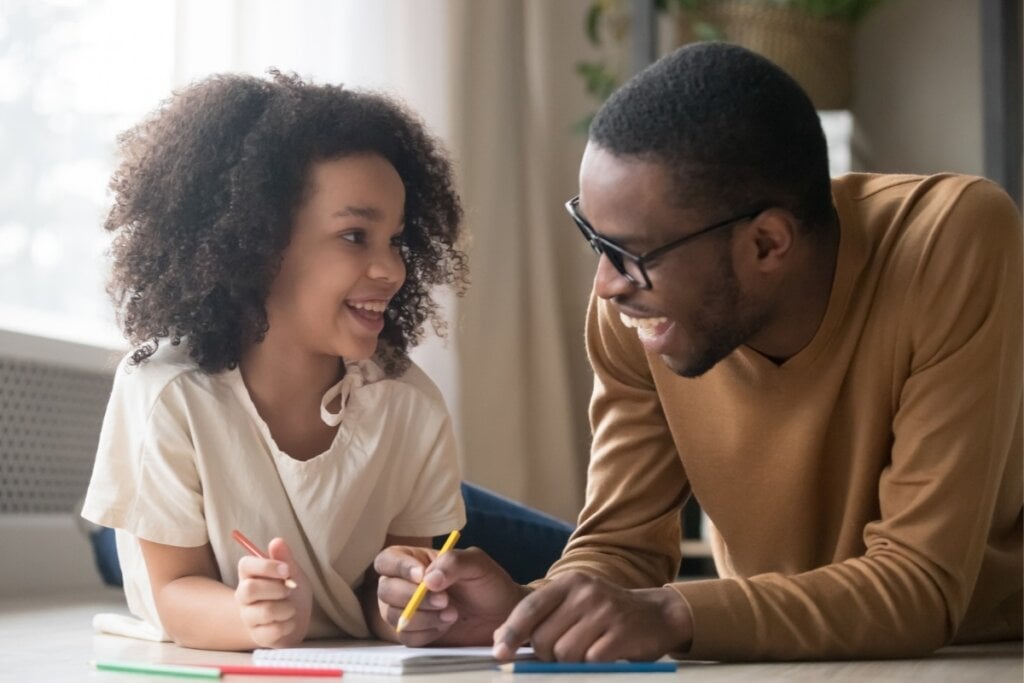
[
  {"left": 154, "top": 576, "right": 261, "bottom": 650},
  {"left": 359, "top": 571, "right": 398, "bottom": 642}
]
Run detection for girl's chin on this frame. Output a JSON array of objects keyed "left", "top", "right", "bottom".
[
  {"left": 321, "top": 332, "right": 378, "bottom": 361},
  {"left": 334, "top": 344, "right": 378, "bottom": 362}
]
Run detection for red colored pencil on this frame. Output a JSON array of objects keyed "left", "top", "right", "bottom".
[
  {"left": 218, "top": 663, "right": 342, "bottom": 677},
  {"left": 231, "top": 529, "right": 298, "bottom": 589}
]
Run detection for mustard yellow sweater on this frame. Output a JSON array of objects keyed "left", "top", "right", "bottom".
[{"left": 549, "top": 174, "right": 1022, "bottom": 660}]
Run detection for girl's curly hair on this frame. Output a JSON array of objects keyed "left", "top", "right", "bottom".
[{"left": 105, "top": 70, "right": 466, "bottom": 375}]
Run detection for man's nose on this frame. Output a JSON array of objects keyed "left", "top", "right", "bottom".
[{"left": 593, "top": 253, "right": 633, "bottom": 300}]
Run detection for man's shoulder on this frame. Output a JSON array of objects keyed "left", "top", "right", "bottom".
[
  {"left": 835, "top": 172, "right": 1020, "bottom": 252},
  {"left": 834, "top": 173, "right": 1020, "bottom": 339},
  {"left": 832, "top": 172, "right": 999, "bottom": 209},
  {"left": 832, "top": 172, "right": 924, "bottom": 199}
]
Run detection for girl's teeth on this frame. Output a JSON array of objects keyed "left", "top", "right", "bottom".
[{"left": 349, "top": 301, "right": 387, "bottom": 313}]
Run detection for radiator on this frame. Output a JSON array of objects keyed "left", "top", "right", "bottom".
[{"left": 0, "top": 327, "right": 120, "bottom": 596}]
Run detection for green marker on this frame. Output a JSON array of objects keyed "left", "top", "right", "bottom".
[{"left": 93, "top": 659, "right": 221, "bottom": 679}]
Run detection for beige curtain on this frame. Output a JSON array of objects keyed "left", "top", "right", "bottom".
[{"left": 443, "top": 0, "right": 599, "bottom": 522}]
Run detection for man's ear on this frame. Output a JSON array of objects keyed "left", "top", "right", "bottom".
[{"left": 748, "top": 208, "right": 797, "bottom": 271}]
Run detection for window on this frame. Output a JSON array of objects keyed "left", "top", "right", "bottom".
[
  {"left": 0, "top": 0, "right": 176, "bottom": 346},
  {"left": 0, "top": 0, "right": 450, "bottom": 349}
]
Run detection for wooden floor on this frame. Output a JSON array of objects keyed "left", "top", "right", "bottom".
[{"left": 1, "top": 589, "right": 1020, "bottom": 682}]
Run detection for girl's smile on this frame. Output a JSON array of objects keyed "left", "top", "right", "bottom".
[{"left": 345, "top": 298, "right": 392, "bottom": 335}]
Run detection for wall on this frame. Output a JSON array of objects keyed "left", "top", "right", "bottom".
[{"left": 851, "top": 0, "right": 985, "bottom": 176}]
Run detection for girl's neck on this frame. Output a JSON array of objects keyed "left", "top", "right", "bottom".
[
  {"left": 238, "top": 334, "right": 345, "bottom": 414},
  {"left": 237, "top": 333, "right": 347, "bottom": 461}
]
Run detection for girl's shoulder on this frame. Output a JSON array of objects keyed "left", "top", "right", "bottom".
[
  {"left": 372, "top": 360, "right": 450, "bottom": 423},
  {"left": 111, "top": 340, "right": 224, "bottom": 415},
  {"left": 389, "top": 361, "right": 445, "bottom": 404}
]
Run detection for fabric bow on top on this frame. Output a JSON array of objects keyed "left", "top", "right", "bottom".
[{"left": 319, "top": 359, "right": 386, "bottom": 427}]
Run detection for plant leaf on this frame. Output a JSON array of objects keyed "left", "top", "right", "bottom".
[
  {"left": 775, "top": 0, "right": 884, "bottom": 22},
  {"left": 585, "top": 2, "right": 603, "bottom": 45},
  {"left": 576, "top": 61, "right": 620, "bottom": 101},
  {"left": 693, "top": 20, "right": 721, "bottom": 41}
]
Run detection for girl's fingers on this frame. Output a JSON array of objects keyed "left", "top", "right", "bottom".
[
  {"left": 239, "top": 597, "right": 297, "bottom": 631},
  {"left": 236, "top": 576, "right": 292, "bottom": 605},
  {"left": 238, "top": 555, "right": 292, "bottom": 581}
]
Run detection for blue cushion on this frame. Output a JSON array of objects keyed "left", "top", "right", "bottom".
[
  {"left": 435, "top": 483, "right": 573, "bottom": 584},
  {"left": 89, "top": 525, "right": 123, "bottom": 587}
]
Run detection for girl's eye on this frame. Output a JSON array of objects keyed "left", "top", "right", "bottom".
[
  {"left": 390, "top": 234, "right": 406, "bottom": 250},
  {"left": 341, "top": 230, "right": 366, "bottom": 245}
]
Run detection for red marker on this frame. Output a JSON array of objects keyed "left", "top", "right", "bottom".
[{"left": 231, "top": 529, "right": 298, "bottom": 589}]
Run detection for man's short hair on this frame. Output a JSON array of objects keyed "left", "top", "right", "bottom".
[{"left": 590, "top": 42, "right": 834, "bottom": 232}]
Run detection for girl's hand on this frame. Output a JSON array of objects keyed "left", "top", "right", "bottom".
[{"left": 235, "top": 537, "right": 312, "bottom": 648}]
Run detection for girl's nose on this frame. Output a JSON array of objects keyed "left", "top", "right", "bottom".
[{"left": 367, "top": 244, "right": 406, "bottom": 284}]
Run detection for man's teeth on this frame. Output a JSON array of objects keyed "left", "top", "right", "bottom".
[
  {"left": 619, "top": 312, "right": 668, "bottom": 336},
  {"left": 349, "top": 301, "right": 387, "bottom": 313}
]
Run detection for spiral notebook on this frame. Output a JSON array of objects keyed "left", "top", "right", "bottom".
[{"left": 252, "top": 642, "right": 535, "bottom": 675}]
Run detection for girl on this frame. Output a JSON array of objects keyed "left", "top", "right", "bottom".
[{"left": 81, "top": 71, "right": 468, "bottom": 650}]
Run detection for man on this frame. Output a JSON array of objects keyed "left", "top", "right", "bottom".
[{"left": 374, "top": 42, "right": 1023, "bottom": 661}]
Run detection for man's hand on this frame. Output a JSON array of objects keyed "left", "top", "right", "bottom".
[
  {"left": 492, "top": 571, "right": 693, "bottom": 662},
  {"left": 374, "top": 545, "right": 530, "bottom": 647},
  {"left": 235, "top": 537, "right": 312, "bottom": 648}
]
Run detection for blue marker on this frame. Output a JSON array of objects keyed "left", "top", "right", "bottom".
[{"left": 500, "top": 661, "right": 678, "bottom": 673}]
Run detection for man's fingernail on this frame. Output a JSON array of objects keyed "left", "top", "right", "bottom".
[
  {"left": 429, "top": 594, "right": 446, "bottom": 607},
  {"left": 440, "top": 609, "right": 457, "bottom": 623},
  {"left": 277, "top": 564, "right": 289, "bottom": 578},
  {"left": 410, "top": 567, "right": 423, "bottom": 582}
]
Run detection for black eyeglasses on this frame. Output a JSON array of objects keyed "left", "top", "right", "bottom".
[{"left": 565, "top": 195, "right": 766, "bottom": 290}]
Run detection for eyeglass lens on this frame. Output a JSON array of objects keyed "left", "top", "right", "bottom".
[{"left": 577, "top": 224, "right": 638, "bottom": 282}]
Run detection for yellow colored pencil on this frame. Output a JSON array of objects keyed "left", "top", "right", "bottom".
[{"left": 396, "top": 529, "right": 461, "bottom": 633}]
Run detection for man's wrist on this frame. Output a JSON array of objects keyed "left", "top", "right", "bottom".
[{"left": 658, "top": 585, "right": 694, "bottom": 654}]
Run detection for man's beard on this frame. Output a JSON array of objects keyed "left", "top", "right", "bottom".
[{"left": 664, "top": 252, "right": 765, "bottom": 378}]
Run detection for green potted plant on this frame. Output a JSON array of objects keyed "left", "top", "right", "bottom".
[{"left": 577, "top": 0, "right": 883, "bottom": 117}]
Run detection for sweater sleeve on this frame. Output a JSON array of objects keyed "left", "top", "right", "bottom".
[
  {"left": 543, "top": 293, "right": 689, "bottom": 588},
  {"left": 673, "top": 178, "right": 1023, "bottom": 660}
]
